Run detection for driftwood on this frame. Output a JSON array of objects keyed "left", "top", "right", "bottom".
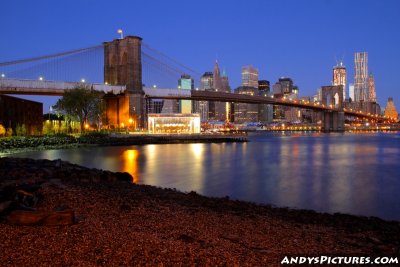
[{"left": 7, "top": 210, "right": 75, "bottom": 226}]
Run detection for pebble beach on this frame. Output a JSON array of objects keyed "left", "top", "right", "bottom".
[{"left": 0, "top": 157, "right": 399, "bottom": 266}]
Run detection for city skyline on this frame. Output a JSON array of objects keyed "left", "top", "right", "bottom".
[{"left": 1, "top": 0, "right": 399, "bottom": 112}]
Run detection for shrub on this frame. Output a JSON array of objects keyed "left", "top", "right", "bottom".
[
  {"left": 6, "top": 128, "right": 13, "bottom": 137},
  {"left": 16, "top": 124, "right": 27, "bottom": 136}
]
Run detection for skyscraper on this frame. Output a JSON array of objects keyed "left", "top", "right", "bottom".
[
  {"left": 349, "top": 83, "right": 355, "bottom": 102},
  {"left": 220, "top": 69, "right": 231, "bottom": 93},
  {"left": 258, "top": 80, "right": 272, "bottom": 123},
  {"left": 368, "top": 73, "right": 377, "bottom": 102},
  {"left": 333, "top": 61, "right": 346, "bottom": 100},
  {"left": 241, "top": 66, "right": 259, "bottom": 88},
  {"left": 213, "top": 61, "right": 221, "bottom": 91},
  {"left": 354, "top": 52, "right": 368, "bottom": 102},
  {"left": 194, "top": 72, "right": 213, "bottom": 121},
  {"left": 178, "top": 74, "right": 194, "bottom": 113}
]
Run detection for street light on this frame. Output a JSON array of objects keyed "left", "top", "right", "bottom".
[
  {"left": 39, "top": 76, "right": 44, "bottom": 81},
  {"left": 117, "top": 29, "right": 123, "bottom": 39},
  {"left": 1, "top": 73, "right": 5, "bottom": 78},
  {"left": 129, "top": 118, "right": 133, "bottom": 130},
  {"left": 81, "top": 78, "right": 86, "bottom": 83}
]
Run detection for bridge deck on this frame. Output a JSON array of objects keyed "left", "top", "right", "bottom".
[
  {"left": 0, "top": 78, "right": 125, "bottom": 96},
  {"left": 0, "top": 79, "right": 389, "bottom": 121}
]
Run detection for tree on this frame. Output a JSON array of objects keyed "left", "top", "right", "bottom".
[
  {"left": 0, "top": 124, "right": 5, "bottom": 137},
  {"left": 54, "top": 85, "right": 105, "bottom": 132},
  {"left": 16, "top": 124, "right": 27, "bottom": 136}
]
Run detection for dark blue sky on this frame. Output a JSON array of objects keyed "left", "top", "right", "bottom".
[{"left": 1, "top": 0, "right": 399, "bottom": 112}]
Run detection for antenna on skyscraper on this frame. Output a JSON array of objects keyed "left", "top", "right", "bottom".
[{"left": 340, "top": 54, "right": 345, "bottom": 66}]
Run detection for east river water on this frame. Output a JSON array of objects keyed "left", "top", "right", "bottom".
[{"left": 8, "top": 132, "right": 400, "bottom": 221}]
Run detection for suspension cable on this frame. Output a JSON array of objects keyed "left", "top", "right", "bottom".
[{"left": 0, "top": 44, "right": 103, "bottom": 67}]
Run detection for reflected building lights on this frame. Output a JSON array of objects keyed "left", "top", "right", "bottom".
[
  {"left": 190, "top": 143, "right": 204, "bottom": 160},
  {"left": 121, "top": 149, "right": 140, "bottom": 183}
]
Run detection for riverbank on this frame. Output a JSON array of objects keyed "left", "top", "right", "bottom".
[
  {"left": 0, "top": 133, "right": 247, "bottom": 154},
  {"left": 0, "top": 157, "right": 399, "bottom": 266}
]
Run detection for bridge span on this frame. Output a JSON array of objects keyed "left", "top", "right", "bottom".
[
  {"left": 0, "top": 78, "right": 388, "bottom": 123},
  {"left": 0, "top": 78, "right": 125, "bottom": 96}
]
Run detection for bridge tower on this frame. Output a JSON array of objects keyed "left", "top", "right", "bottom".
[
  {"left": 320, "top": 85, "right": 345, "bottom": 132},
  {"left": 103, "top": 36, "right": 144, "bottom": 128}
]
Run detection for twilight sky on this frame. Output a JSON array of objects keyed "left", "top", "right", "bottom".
[{"left": 1, "top": 0, "right": 399, "bottom": 113}]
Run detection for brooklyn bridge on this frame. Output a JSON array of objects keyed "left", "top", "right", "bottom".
[{"left": 0, "top": 36, "right": 393, "bottom": 132}]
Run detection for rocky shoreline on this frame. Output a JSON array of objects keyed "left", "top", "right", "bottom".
[{"left": 0, "top": 157, "right": 399, "bottom": 266}]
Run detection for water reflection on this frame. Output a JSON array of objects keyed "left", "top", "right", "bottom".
[
  {"left": 121, "top": 149, "right": 140, "bottom": 183},
  {"left": 8, "top": 132, "right": 400, "bottom": 220}
]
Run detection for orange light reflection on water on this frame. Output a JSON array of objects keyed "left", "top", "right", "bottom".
[{"left": 122, "top": 149, "right": 140, "bottom": 183}]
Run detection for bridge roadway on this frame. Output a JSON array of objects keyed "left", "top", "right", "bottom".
[
  {"left": 0, "top": 78, "right": 389, "bottom": 122},
  {"left": 0, "top": 78, "right": 125, "bottom": 96}
]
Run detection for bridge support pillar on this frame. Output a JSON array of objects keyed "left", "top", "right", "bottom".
[
  {"left": 103, "top": 36, "right": 145, "bottom": 129},
  {"left": 322, "top": 111, "right": 345, "bottom": 132}
]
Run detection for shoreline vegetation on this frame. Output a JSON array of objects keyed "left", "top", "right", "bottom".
[
  {"left": 0, "top": 133, "right": 248, "bottom": 154},
  {"left": 0, "top": 157, "right": 399, "bottom": 265}
]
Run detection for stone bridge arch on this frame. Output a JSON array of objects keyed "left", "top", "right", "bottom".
[{"left": 321, "top": 85, "right": 344, "bottom": 110}]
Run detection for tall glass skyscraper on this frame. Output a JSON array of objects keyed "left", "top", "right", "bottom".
[
  {"left": 354, "top": 52, "right": 368, "bottom": 102},
  {"left": 178, "top": 74, "right": 194, "bottom": 113}
]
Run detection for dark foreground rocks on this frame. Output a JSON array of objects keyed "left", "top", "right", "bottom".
[{"left": 0, "top": 157, "right": 399, "bottom": 266}]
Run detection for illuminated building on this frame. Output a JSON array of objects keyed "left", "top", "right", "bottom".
[
  {"left": 178, "top": 74, "right": 194, "bottom": 113},
  {"left": 234, "top": 86, "right": 259, "bottom": 123},
  {"left": 199, "top": 71, "right": 212, "bottom": 121},
  {"left": 272, "top": 77, "right": 296, "bottom": 121},
  {"left": 241, "top": 66, "right": 259, "bottom": 88},
  {"left": 384, "top": 97, "right": 398, "bottom": 120},
  {"left": 258, "top": 80, "right": 270, "bottom": 96},
  {"left": 333, "top": 61, "right": 346, "bottom": 100},
  {"left": 193, "top": 72, "right": 213, "bottom": 121},
  {"left": 0, "top": 94, "right": 42, "bottom": 135},
  {"left": 258, "top": 80, "right": 273, "bottom": 123},
  {"left": 212, "top": 61, "right": 229, "bottom": 121},
  {"left": 200, "top": 72, "right": 213, "bottom": 89},
  {"left": 368, "top": 73, "right": 376, "bottom": 102},
  {"left": 197, "top": 62, "right": 231, "bottom": 122},
  {"left": 354, "top": 52, "right": 368, "bottom": 102},
  {"left": 148, "top": 113, "right": 200, "bottom": 134}
]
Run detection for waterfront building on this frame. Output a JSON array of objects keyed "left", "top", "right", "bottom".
[
  {"left": 354, "top": 52, "right": 368, "bottom": 102},
  {"left": 148, "top": 113, "right": 200, "bottom": 134},
  {"left": 234, "top": 86, "right": 259, "bottom": 123},
  {"left": 258, "top": 80, "right": 272, "bottom": 123},
  {"left": 212, "top": 61, "right": 229, "bottom": 121},
  {"left": 272, "top": 77, "right": 296, "bottom": 121},
  {"left": 333, "top": 61, "right": 346, "bottom": 100},
  {"left": 241, "top": 66, "right": 259, "bottom": 88},
  {"left": 193, "top": 72, "right": 213, "bottom": 121},
  {"left": 368, "top": 73, "right": 377, "bottom": 102},
  {"left": 0, "top": 94, "right": 42, "bottom": 135},
  {"left": 384, "top": 97, "right": 398, "bottom": 120},
  {"left": 178, "top": 74, "right": 194, "bottom": 113}
]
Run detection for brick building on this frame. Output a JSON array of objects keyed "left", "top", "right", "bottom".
[{"left": 0, "top": 95, "right": 43, "bottom": 135}]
